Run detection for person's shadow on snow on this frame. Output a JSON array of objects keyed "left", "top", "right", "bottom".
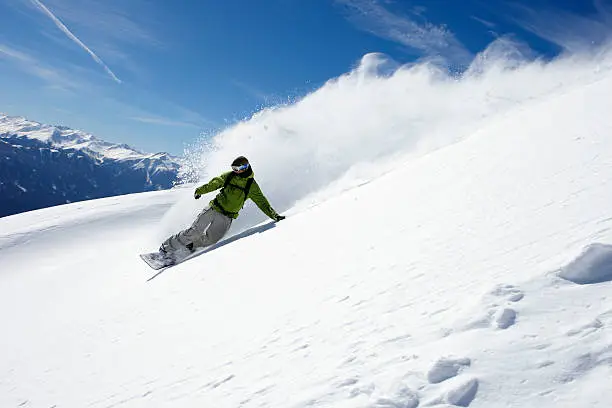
[{"left": 147, "top": 220, "right": 277, "bottom": 281}]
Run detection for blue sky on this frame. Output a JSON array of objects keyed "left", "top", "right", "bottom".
[{"left": 0, "top": 0, "right": 610, "bottom": 155}]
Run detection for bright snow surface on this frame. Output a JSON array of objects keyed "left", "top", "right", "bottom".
[{"left": 2, "top": 50, "right": 612, "bottom": 407}]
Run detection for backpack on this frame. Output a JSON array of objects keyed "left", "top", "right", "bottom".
[
  {"left": 213, "top": 172, "right": 255, "bottom": 218},
  {"left": 222, "top": 171, "right": 254, "bottom": 201}
]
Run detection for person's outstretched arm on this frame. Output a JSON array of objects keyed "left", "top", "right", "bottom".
[
  {"left": 194, "top": 172, "right": 230, "bottom": 198},
  {"left": 248, "top": 181, "right": 284, "bottom": 221}
]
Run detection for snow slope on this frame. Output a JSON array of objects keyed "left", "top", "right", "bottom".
[{"left": 1, "top": 50, "right": 612, "bottom": 407}]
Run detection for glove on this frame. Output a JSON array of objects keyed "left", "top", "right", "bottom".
[
  {"left": 274, "top": 214, "right": 285, "bottom": 222},
  {"left": 194, "top": 191, "right": 201, "bottom": 200}
]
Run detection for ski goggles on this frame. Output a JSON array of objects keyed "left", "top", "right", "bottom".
[{"left": 231, "top": 163, "right": 250, "bottom": 172}]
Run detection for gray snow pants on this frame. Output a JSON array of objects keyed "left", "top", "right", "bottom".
[{"left": 161, "top": 206, "right": 232, "bottom": 254}]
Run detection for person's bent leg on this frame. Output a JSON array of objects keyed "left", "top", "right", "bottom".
[
  {"left": 160, "top": 207, "right": 216, "bottom": 253},
  {"left": 199, "top": 210, "right": 232, "bottom": 248}
]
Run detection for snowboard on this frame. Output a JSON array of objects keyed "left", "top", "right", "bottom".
[
  {"left": 140, "top": 219, "right": 280, "bottom": 272},
  {"left": 139, "top": 251, "right": 175, "bottom": 270},
  {"left": 140, "top": 249, "right": 202, "bottom": 271}
]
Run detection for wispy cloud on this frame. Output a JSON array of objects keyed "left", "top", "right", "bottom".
[
  {"left": 0, "top": 44, "right": 32, "bottom": 62},
  {"left": 509, "top": 1, "right": 612, "bottom": 53},
  {"left": 39, "top": 0, "right": 161, "bottom": 48},
  {"left": 17, "top": 0, "right": 161, "bottom": 79},
  {"left": 30, "top": 0, "right": 121, "bottom": 83},
  {"left": 0, "top": 43, "right": 76, "bottom": 90},
  {"left": 36, "top": 0, "right": 162, "bottom": 69},
  {"left": 129, "top": 116, "right": 201, "bottom": 128},
  {"left": 335, "top": 0, "right": 472, "bottom": 64},
  {"left": 231, "top": 80, "right": 277, "bottom": 102},
  {"left": 124, "top": 95, "right": 218, "bottom": 130},
  {"left": 471, "top": 16, "right": 497, "bottom": 30}
]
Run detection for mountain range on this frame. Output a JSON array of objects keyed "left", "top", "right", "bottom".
[{"left": 0, "top": 114, "right": 181, "bottom": 217}]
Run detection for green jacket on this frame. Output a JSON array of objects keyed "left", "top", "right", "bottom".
[{"left": 194, "top": 171, "right": 279, "bottom": 220}]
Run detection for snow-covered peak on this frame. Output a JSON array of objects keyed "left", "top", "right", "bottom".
[
  {"left": 0, "top": 113, "right": 182, "bottom": 217},
  {"left": 0, "top": 113, "right": 94, "bottom": 145},
  {"left": 0, "top": 113, "right": 169, "bottom": 162}
]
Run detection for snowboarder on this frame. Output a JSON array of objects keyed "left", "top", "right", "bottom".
[{"left": 157, "top": 156, "right": 285, "bottom": 265}]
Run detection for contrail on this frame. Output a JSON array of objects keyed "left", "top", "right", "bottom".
[{"left": 31, "top": 0, "right": 121, "bottom": 83}]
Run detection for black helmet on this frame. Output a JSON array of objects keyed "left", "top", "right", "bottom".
[
  {"left": 231, "top": 156, "right": 250, "bottom": 173},
  {"left": 231, "top": 156, "right": 249, "bottom": 167}
]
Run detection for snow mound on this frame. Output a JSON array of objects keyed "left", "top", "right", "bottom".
[
  {"left": 559, "top": 243, "right": 612, "bottom": 284},
  {"left": 460, "top": 284, "right": 525, "bottom": 331},
  {"left": 371, "top": 384, "right": 419, "bottom": 408},
  {"left": 492, "top": 308, "right": 517, "bottom": 329},
  {"left": 427, "top": 357, "right": 471, "bottom": 384},
  {"left": 444, "top": 378, "right": 479, "bottom": 407}
]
